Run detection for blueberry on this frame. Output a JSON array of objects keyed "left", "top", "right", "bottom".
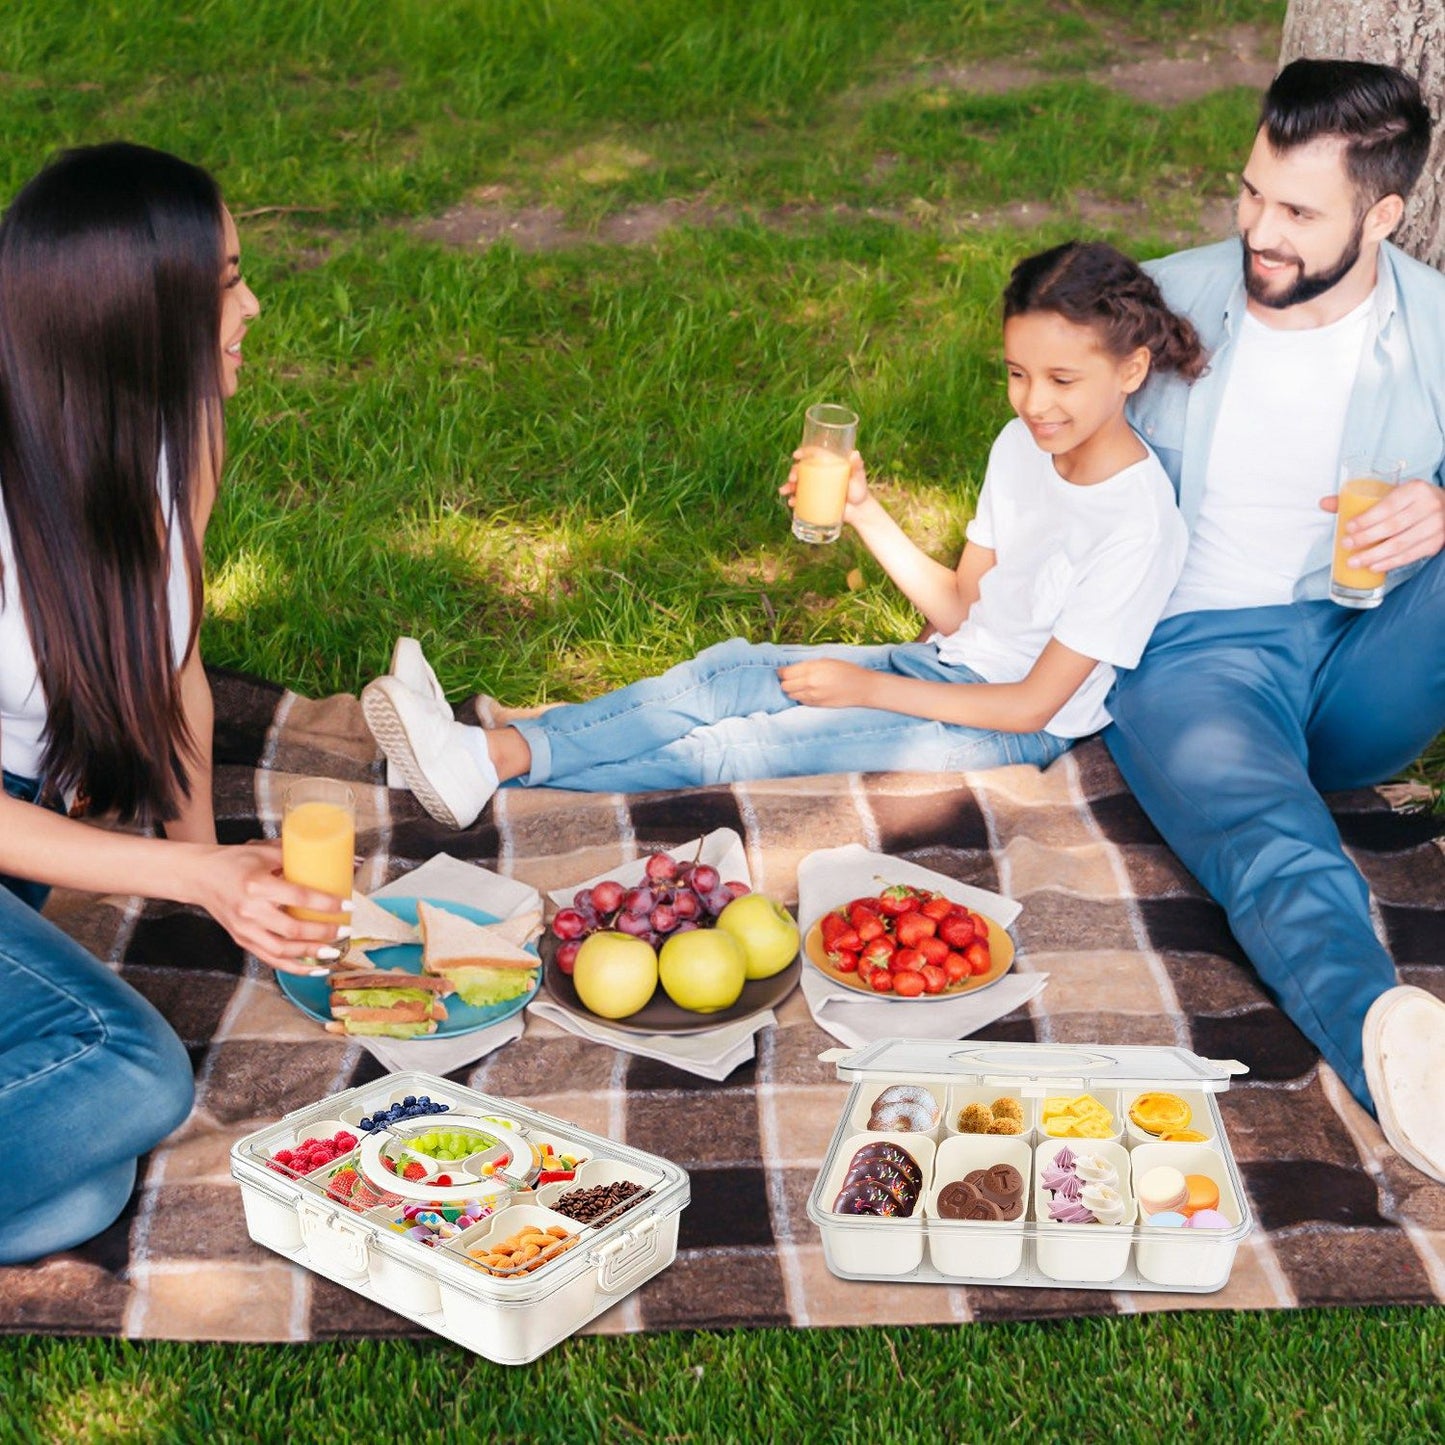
[
  {"left": 418, "top": 1095, "right": 431, "bottom": 1106},
  {"left": 403, "top": 1095, "right": 417, "bottom": 1107},
  {"left": 359, "top": 1117, "right": 373, "bottom": 1131}
]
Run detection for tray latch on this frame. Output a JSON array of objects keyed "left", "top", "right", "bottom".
[
  {"left": 298, "top": 1198, "right": 371, "bottom": 1278},
  {"left": 594, "top": 1216, "right": 660, "bottom": 1294}
]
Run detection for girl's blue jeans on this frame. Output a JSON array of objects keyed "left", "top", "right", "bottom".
[
  {"left": 0, "top": 772, "right": 194, "bottom": 1263},
  {"left": 511, "top": 638, "right": 1073, "bottom": 793},
  {"left": 1105, "top": 550, "right": 1445, "bottom": 1113}
]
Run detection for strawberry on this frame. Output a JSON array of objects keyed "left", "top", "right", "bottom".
[
  {"left": 917, "top": 935, "right": 949, "bottom": 966},
  {"left": 920, "top": 895, "right": 953, "bottom": 921},
  {"left": 860, "top": 937, "right": 895, "bottom": 968},
  {"left": 892, "top": 970, "right": 925, "bottom": 997},
  {"left": 832, "top": 927, "right": 863, "bottom": 953},
  {"left": 943, "top": 951, "right": 969, "bottom": 983},
  {"left": 939, "top": 915, "right": 976, "bottom": 949},
  {"left": 875, "top": 885, "right": 919, "bottom": 918},
  {"left": 964, "top": 941, "right": 992, "bottom": 976},
  {"left": 820, "top": 912, "right": 851, "bottom": 948},
  {"left": 847, "top": 901, "right": 883, "bottom": 932},
  {"left": 868, "top": 968, "right": 895, "bottom": 993},
  {"left": 891, "top": 947, "right": 926, "bottom": 973},
  {"left": 829, "top": 948, "right": 860, "bottom": 974},
  {"left": 402, "top": 1161, "right": 427, "bottom": 1181},
  {"left": 895, "top": 911, "right": 937, "bottom": 947},
  {"left": 855, "top": 915, "right": 886, "bottom": 943},
  {"left": 920, "top": 964, "right": 948, "bottom": 994}
]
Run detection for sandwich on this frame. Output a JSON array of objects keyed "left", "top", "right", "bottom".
[
  {"left": 331, "top": 893, "right": 422, "bottom": 971},
  {"left": 417, "top": 901, "right": 540, "bottom": 1008},
  {"left": 325, "top": 970, "right": 454, "bottom": 1039}
]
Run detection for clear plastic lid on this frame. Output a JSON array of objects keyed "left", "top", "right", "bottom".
[{"left": 822, "top": 1039, "right": 1247, "bottom": 1094}]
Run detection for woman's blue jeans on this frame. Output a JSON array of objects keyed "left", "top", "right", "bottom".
[
  {"left": 0, "top": 772, "right": 194, "bottom": 1263},
  {"left": 511, "top": 638, "right": 1073, "bottom": 792}
]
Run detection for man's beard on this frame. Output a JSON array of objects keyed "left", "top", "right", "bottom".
[{"left": 1240, "top": 216, "right": 1365, "bottom": 309}]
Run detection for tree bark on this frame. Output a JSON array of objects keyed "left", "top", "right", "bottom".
[{"left": 1281, "top": 0, "right": 1444, "bottom": 269}]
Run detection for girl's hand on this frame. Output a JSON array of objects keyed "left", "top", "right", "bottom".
[
  {"left": 183, "top": 840, "right": 352, "bottom": 975},
  {"left": 778, "top": 659, "right": 878, "bottom": 709},
  {"left": 780, "top": 449, "right": 871, "bottom": 522}
]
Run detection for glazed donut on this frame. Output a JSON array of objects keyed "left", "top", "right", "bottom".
[
  {"left": 843, "top": 1159, "right": 920, "bottom": 1205},
  {"left": 847, "top": 1142, "right": 923, "bottom": 1187},
  {"left": 868, "top": 1100, "right": 937, "bottom": 1133},
  {"left": 832, "top": 1179, "right": 913, "bottom": 1217}
]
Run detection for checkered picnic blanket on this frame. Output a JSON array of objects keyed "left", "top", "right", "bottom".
[{"left": 4, "top": 666, "right": 1443, "bottom": 1340}]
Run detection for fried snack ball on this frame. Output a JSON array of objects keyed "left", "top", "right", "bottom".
[
  {"left": 957, "top": 1103, "right": 994, "bottom": 1133},
  {"left": 990, "top": 1097, "right": 1024, "bottom": 1124}
]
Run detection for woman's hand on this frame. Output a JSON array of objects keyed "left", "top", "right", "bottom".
[
  {"left": 1322, "top": 478, "right": 1445, "bottom": 573},
  {"left": 182, "top": 840, "right": 351, "bottom": 975},
  {"left": 778, "top": 659, "right": 878, "bottom": 709},
  {"left": 780, "top": 448, "right": 871, "bottom": 523}
]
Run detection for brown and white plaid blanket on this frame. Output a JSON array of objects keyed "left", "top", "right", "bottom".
[{"left": 4, "top": 666, "right": 1443, "bottom": 1341}]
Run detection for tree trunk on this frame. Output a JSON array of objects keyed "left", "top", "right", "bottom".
[{"left": 1281, "top": 0, "right": 1444, "bottom": 269}]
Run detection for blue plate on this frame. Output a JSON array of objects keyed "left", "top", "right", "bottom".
[{"left": 277, "top": 897, "right": 541, "bottom": 1037}]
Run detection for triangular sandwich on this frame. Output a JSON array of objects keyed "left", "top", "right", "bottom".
[{"left": 417, "top": 901, "right": 540, "bottom": 1009}]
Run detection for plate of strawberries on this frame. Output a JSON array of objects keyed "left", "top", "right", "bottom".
[{"left": 803, "top": 883, "right": 1015, "bottom": 999}]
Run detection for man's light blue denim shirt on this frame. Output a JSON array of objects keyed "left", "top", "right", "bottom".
[{"left": 1128, "top": 238, "right": 1445, "bottom": 601}]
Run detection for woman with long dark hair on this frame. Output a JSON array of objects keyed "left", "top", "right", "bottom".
[{"left": 0, "top": 143, "right": 350, "bottom": 1263}]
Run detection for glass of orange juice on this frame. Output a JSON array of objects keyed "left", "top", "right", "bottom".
[
  {"left": 282, "top": 779, "right": 356, "bottom": 927},
  {"left": 791, "top": 403, "right": 858, "bottom": 544},
  {"left": 1331, "top": 458, "right": 1402, "bottom": 609}
]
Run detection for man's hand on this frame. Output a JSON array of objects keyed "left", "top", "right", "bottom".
[
  {"left": 778, "top": 659, "right": 878, "bottom": 709},
  {"left": 1323, "top": 479, "right": 1445, "bottom": 572}
]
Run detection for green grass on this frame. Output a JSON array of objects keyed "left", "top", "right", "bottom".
[
  {"left": 4, "top": 0, "right": 1443, "bottom": 1437},
  {"left": 2, "top": 1310, "right": 1443, "bottom": 1444}
]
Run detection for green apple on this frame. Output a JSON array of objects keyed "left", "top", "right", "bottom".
[
  {"left": 716, "top": 893, "right": 800, "bottom": 980},
  {"left": 658, "top": 928, "right": 747, "bottom": 1013},
  {"left": 572, "top": 931, "right": 658, "bottom": 1019}
]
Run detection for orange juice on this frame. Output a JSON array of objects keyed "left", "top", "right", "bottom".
[
  {"left": 1332, "top": 476, "right": 1393, "bottom": 591},
  {"left": 793, "top": 449, "right": 852, "bottom": 528},
  {"left": 282, "top": 799, "right": 354, "bottom": 924}
]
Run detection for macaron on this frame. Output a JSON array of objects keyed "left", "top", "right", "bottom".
[
  {"left": 1185, "top": 1208, "right": 1231, "bottom": 1230},
  {"left": 1147, "top": 1211, "right": 1188, "bottom": 1228},
  {"left": 1182, "top": 1174, "right": 1220, "bottom": 1216},
  {"left": 1136, "top": 1164, "right": 1189, "bottom": 1216}
]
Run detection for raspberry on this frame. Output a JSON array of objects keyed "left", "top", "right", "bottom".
[
  {"left": 273, "top": 1149, "right": 295, "bottom": 1166},
  {"left": 333, "top": 1132, "right": 357, "bottom": 1151},
  {"left": 402, "top": 1161, "right": 427, "bottom": 1181}
]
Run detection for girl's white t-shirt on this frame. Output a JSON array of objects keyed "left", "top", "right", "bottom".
[
  {"left": 935, "top": 417, "right": 1188, "bottom": 737},
  {"left": 0, "top": 455, "right": 193, "bottom": 781}
]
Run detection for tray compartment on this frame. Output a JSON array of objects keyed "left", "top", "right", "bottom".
[
  {"left": 944, "top": 1085, "right": 1033, "bottom": 1141},
  {"left": 815, "top": 1132, "right": 934, "bottom": 1277},
  {"left": 925, "top": 1134, "right": 1031, "bottom": 1279},
  {"left": 849, "top": 1080, "right": 947, "bottom": 1140},
  {"left": 1033, "top": 1138, "right": 1135, "bottom": 1284},
  {"left": 1122, "top": 1089, "right": 1218, "bottom": 1148},
  {"left": 1130, "top": 1143, "right": 1243, "bottom": 1289}
]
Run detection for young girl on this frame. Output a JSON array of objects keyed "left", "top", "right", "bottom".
[
  {"left": 0, "top": 144, "right": 351, "bottom": 1262},
  {"left": 365, "top": 241, "right": 1206, "bottom": 829}
]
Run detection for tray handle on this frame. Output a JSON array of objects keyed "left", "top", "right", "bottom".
[
  {"left": 593, "top": 1216, "right": 660, "bottom": 1294},
  {"left": 298, "top": 1198, "right": 371, "bottom": 1278}
]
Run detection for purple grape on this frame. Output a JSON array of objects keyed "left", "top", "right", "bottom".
[
  {"left": 650, "top": 903, "right": 678, "bottom": 933},
  {"left": 674, "top": 920, "right": 701, "bottom": 933},
  {"left": 592, "top": 879, "right": 625, "bottom": 914},
  {"left": 671, "top": 889, "right": 701, "bottom": 921},
  {"left": 676, "top": 861, "right": 695, "bottom": 883},
  {"left": 616, "top": 912, "right": 652, "bottom": 937},
  {"left": 724, "top": 880, "right": 750, "bottom": 899},
  {"left": 573, "top": 887, "right": 595, "bottom": 912},
  {"left": 621, "top": 885, "right": 655, "bottom": 915},
  {"left": 644, "top": 851, "right": 679, "bottom": 883},
  {"left": 692, "top": 864, "right": 720, "bottom": 894},
  {"left": 552, "top": 908, "right": 588, "bottom": 941},
  {"left": 703, "top": 887, "right": 731, "bottom": 917}
]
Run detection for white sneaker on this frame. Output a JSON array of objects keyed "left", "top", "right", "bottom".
[
  {"left": 1362, "top": 984, "right": 1445, "bottom": 1183},
  {"left": 362, "top": 675, "right": 498, "bottom": 829},
  {"left": 386, "top": 639, "right": 447, "bottom": 787}
]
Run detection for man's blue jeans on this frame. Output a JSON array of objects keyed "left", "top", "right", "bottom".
[
  {"left": 0, "top": 773, "right": 194, "bottom": 1263},
  {"left": 1106, "top": 553, "right": 1445, "bottom": 1111},
  {"left": 512, "top": 638, "right": 1073, "bottom": 792}
]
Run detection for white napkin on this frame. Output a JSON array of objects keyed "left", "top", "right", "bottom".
[
  {"left": 526, "top": 998, "right": 771, "bottom": 1082},
  {"left": 540, "top": 828, "right": 765, "bottom": 1079},
  {"left": 796, "top": 844, "right": 1048, "bottom": 1048},
  {"left": 355, "top": 853, "right": 542, "bottom": 1074}
]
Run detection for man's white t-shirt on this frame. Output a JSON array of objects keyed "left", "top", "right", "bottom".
[
  {"left": 935, "top": 418, "right": 1189, "bottom": 737},
  {"left": 1164, "top": 293, "right": 1373, "bottom": 617},
  {"left": 0, "top": 457, "right": 193, "bottom": 781}
]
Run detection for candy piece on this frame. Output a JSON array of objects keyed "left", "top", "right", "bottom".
[
  {"left": 935, "top": 1180, "right": 982, "bottom": 1219},
  {"left": 960, "top": 1197, "right": 1003, "bottom": 1221},
  {"left": 1185, "top": 1208, "right": 1231, "bottom": 1230},
  {"left": 976, "top": 1164, "right": 1023, "bottom": 1204},
  {"left": 1182, "top": 1174, "right": 1220, "bottom": 1216},
  {"left": 956, "top": 1103, "right": 994, "bottom": 1134},
  {"left": 1136, "top": 1165, "right": 1189, "bottom": 1216},
  {"left": 1128, "top": 1091, "right": 1192, "bottom": 1135},
  {"left": 1148, "top": 1211, "right": 1189, "bottom": 1228},
  {"left": 989, "top": 1097, "right": 1024, "bottom": 1125}
]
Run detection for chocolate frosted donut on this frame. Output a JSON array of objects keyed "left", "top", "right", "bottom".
[
  {"left": 844, "top": 1158, "right": 920, "bottom": 1205},
  {"left": 847, "top": 1142, "right": 923, "bottom": 1188},
  {"left": 832, "top": 1180, "right": 893, "bottom": 1215}
]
